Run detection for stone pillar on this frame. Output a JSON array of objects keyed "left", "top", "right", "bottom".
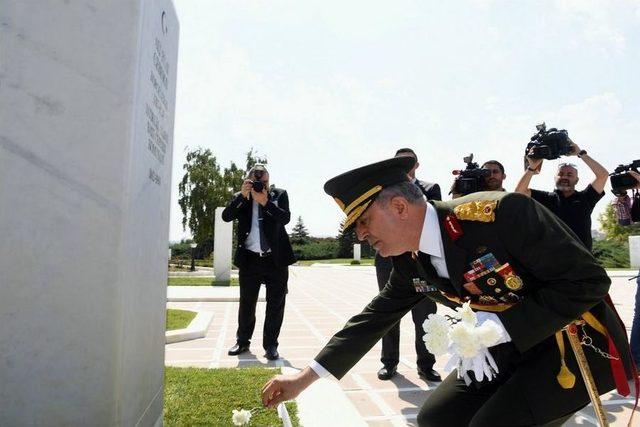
[
  {"left": 630, "top": 236, "right": 640, "bottom": 269},
  {"left": 353, "top": 244, "right": 361, "bottom": 262},
  {"left": 214, "top": 207, "right": 233, "bottom": 283},
  {"left": 0, "top": 1, "right": 178, "bottom": 425}
]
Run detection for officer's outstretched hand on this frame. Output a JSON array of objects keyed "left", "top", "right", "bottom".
[{"left": 261, "top": 367, "right": 319, "bottom": 409}]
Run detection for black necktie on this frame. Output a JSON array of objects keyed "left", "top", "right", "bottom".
[{"left": 258, "top": 205, "right": 270, "bottom": 252}]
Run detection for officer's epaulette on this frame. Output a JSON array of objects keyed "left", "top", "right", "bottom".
[{"left": 453, "top": 200, "right": 498, "bottom": 222}]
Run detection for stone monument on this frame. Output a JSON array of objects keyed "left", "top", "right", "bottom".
[
  {"left": 0, "top": 1, "right": 178, "bottom": 425},
  {"left": 630, "top": 235, "right": 640, "bottom": 269},
  {"left": 214, "top": 207, "right": 233, "bottom": 284}
]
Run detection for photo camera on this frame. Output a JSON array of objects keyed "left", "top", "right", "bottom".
[{"left": 252, "top": 169, "right": 265, "bottom": 192}]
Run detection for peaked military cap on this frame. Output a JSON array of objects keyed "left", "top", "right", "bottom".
[{"left": 324, "top": 156, "right": 415, "bottom": 231}]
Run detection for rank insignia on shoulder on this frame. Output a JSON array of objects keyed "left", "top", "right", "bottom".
[{"left": 454, "top": 200, "right": 498, "bottom": 222}]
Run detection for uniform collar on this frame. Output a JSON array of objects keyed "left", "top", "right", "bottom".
[{"left": 418, "top": 203, "right": 443, "bottom": 258}]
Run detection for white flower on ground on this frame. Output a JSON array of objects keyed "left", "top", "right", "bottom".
[
  {"left": 450, "top": 322, "right": 481, "bottom": 358},
  {"left": 232, "top": 409, "right": 252, "bottom": 426},
  {"left": 457, "top": 302, "right": 477, "bottom": 326},
  {"left": 475, "top": 319, "right": 503, "bottom": 347}
]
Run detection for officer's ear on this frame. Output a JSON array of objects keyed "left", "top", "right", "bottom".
[{"left": 389, "top": 196, "right": 410, "bottom": 219}]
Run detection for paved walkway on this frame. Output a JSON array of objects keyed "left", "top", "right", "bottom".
[{"left": 165, "top": 266, "right": 639, "bottom": 426}]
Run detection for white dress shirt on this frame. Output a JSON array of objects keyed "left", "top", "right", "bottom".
[{"left": 244, "top": 200, "right": 270, "bottom": 253}]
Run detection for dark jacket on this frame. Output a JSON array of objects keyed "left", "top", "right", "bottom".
[
  {"left": 315, "top": 191, "right": 632, "bottom": 423},
  {"left": 221, "top": 188, "right": 295, "bottom": 269}
]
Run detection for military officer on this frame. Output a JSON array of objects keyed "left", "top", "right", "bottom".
[{"left": 261, "top": 157, "right": 633, "bottom": 426}]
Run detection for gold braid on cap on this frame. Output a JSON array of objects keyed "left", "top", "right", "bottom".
[
  {"left": 344, "top": 185, "right": 383, "bottom": 215},
  {"left": 342, "top": 200, "right": 373, "bottom": 231}
]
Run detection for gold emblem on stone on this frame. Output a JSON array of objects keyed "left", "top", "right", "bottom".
[
  {"left": 453, "top": 200, "right": 498, "bottom": 222},
  {"left": 505, "top": 275, "right": 523, "bottom": 290}
]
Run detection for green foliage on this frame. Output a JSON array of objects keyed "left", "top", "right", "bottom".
[
  {"left": 599, "top": 203, "right": 640, "bottom": 242},
  {"left": 292, "top": 238, "right": 338, "bottom": 260},
  {"left": 290, "top": 216, "right": 310, "bottom": 244},
  {"left": 178, "top": 148, "right": 267, "bottom": 254},
  {"left": 167, "top": 277, "right": 239, "bottom": 286},
  {"left": 164, "top": 367, "right": 299, "bottom": 426},
  {"left": 592, "top": 239, "right": 630, "bottom": 268}
]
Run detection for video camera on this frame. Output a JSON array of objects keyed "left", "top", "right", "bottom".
[
  {"left": 452, "top": 153, "right": 491, "bottom": 196},
  {"left": 610, "top": 160, "right": 640, "bottom": 195},
  {"left": 525, "top": 122, "right": 572, "bottom": 161}
]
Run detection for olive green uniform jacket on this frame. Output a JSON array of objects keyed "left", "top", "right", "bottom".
[{"left": 314, "top": 191, "right": 633, "bottom": 422}]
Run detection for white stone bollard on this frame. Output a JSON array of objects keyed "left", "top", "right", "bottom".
[
  {"left": 0, "top": 1, "right": 178, "bottom": 425},
  {"left": 214, "top": 207, "right": 233, "bottom": 283},
  {"left": 353, "top": 244, "right": 362, "bottom": 262},
  {"left": 630, "top": 235, "right": 640, "bottom": 268}
]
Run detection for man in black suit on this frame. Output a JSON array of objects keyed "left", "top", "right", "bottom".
[
  {"left": 222, "top": 164, "right": 295, "bottom": 360},
  {"left": 376, "top": 148, "right": 442, "bottom": 382},
  {"left": 262, "top": 157, "right": 633, "bottom": 426}
]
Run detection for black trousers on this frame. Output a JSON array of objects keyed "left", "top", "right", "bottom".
[
  {"left": 236, "top": 251, "right": 288, "bottom": 349},
  {"left": 375, "top": 254, "right": 437, "bottom": 370},
  {"left": 417, "top": 371, "right": 579, "bottom": 427}
]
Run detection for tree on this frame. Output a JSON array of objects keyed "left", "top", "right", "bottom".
[
  {"left": 290, "top": 216, "right": 310, "bottom": 244},
  {"left": 178, "top": 147, "right": 267, "bottom": 253},
  {"left": 599, "top": 203, "right": 640, "bottom": 243}
]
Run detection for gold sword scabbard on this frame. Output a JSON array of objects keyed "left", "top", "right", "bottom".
[{"left": 564, "top": 322, "right": 609, "bottom": 427}]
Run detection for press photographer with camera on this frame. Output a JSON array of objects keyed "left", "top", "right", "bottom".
[
  {"left": 514, "top": 124, "right": 608, "bottom": 251},
  {"left": 222, "top": 164, "right": 295, "bottom": 361},
  {"left": 481, "top": 160, "right": 507, "bottom": 191}
]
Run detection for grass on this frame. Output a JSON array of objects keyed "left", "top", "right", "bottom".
[
  {"left": 296, "top": 258, "right": 374, "bottom": 266},
  {"left": 166, "top": 309, "right": 197, "bottom": 331},
  {"left": 164, "top": 366, "right": 299, "bottom": 426},
  {"left": 167, "top": 277, "right": 239, "bottom": 286}
]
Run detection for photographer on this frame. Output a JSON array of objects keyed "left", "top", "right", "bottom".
[
  {"left": 514, "top": 142, "right": 608, "bottom": 251},
  {"left": 612, "top": 170, "right": 640, "bottom": 370},
  {"left": 222, "top": 164, "right": 295, "bottom": 360}
]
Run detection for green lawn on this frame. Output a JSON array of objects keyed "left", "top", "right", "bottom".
[
  {"left": 168, "top": 277, "right": 239, "bottom": 286},
  {"left": 296, "top": 258, "right": 374, "bottom": 266},
  {"left": 166, "top": 309, "right": 197, "bottom": 331},
  {"left": 164, "top": 366, "right": 299, "bottom": 426}
]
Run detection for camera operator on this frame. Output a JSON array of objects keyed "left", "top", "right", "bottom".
[
  {"left": 222, "top": 164, "right": 295, "bottom": 361},
  {"left": 611, "top": 170, "right": 640, "bottom": 369},
  {"left": 514, "top": 142, "right": 608, "bottom": 251},
  {"left": 449, "top": 155, "right": 506, "bottom": 199},
  {"left": 375, "top": 148, "right": 442, "bottom": 382},
  {"left": 481, "top": 160, "right": 507, "bottom": 191}
]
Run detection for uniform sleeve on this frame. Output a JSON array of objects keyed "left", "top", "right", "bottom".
[
  {"left": 581, "top": 184, "right": 605, "bottom": 211},
  {"left": 313, "top": 264, "right": 425, "bottom": 379},
  {"left": 494, "top": 193, "right": 611, "bottom": 353}
]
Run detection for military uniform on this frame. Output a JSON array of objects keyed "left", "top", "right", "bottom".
[{"left": 317, "top": 158, "right": 633, "bottom": 426}]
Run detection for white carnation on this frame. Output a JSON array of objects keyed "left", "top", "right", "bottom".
[
  {"left": 422, "top": 313, "right": 450, "bottom": 335},
  {"left": 232, "top": 409, "right": 252, "bottom": 426},
  {"left": 423, "top": 332, "right": 449, "bottom": 356},
  {"left": 457, "top": 302, "right": 477, "bottom": 326},
  {"left": 475, "top": 320, "right": 503, "bottom": 347},
  {"left": 450, "top": 322, "right": 481, "bottom": 358}
]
